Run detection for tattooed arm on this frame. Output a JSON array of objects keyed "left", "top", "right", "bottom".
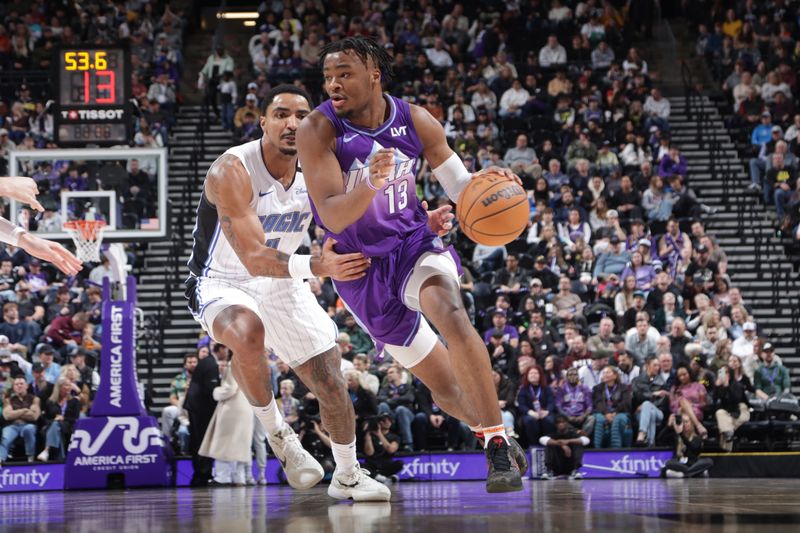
[
  {"left": 205, "top": 154, "right": 294, "bottom": 278},
  {"left": 205, "top": 155, "right": 370, "bottom": 280}
]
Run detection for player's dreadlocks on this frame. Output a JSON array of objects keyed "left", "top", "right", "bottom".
[{"left": 319, "top": 36, "right": 394, "bottom": 83}]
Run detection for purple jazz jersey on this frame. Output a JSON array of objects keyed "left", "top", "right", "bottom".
[{"left": 312, "top": 95, "right": 459, "bottom": 348}]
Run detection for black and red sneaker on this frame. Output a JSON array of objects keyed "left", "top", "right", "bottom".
[
  {"left": 485, "top": 436, "right": 523, "bottom": 493},
  {"left": 475, "top": 433, "right": 529, "bottom": 475}
]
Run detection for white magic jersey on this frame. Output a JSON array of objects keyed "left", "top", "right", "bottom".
[{"left": 188, "top": 139, "right": 313, "bottom": 281}]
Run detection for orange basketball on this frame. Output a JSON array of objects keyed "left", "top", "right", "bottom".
[{"left": 457, "top": 171, "right": 529, "bottom": 246}]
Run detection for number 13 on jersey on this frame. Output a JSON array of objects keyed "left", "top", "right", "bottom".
[{"left": 384, "top": 180, "right": 408, "bottom": 214}]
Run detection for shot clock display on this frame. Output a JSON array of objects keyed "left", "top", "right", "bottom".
[{"left": 54, "top": 47, "right": 132, "bottom": 146}]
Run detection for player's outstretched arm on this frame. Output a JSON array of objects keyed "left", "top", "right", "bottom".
[
  {"left": 296, "top": 111, "right": 393, "bottom": 234},
  {"left": 205, "top": 155, "right": 369, "bottom": 280},
  {"left": 0, "top": 176, "right": 45, "bottom": 212},
  {"left": 0, "top": 217, "right": 82, "bottom": 276},
  {"left": 18, "top": 233, "right": 83, "bottom": 276}
]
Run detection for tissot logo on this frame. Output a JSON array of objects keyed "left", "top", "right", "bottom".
[
  {"left": 390, "top": 126, "right": 407, "bottom": 137},
  {"left": 61, "top": 109, "right": 125, "bottom": 121},
  {"left": 400, "top": 458, "right": 461, "bottom": 478}
]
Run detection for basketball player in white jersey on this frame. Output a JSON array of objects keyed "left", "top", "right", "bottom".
[
  {"left": 185, "top": 85, "right": 390, "bottom": 501},
  {"left": 0, "top": 176, "right": 82, "bottom": 276}
]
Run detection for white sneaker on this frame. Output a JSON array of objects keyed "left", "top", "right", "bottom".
[
  {"left": 257, "top": 476, "right": 267, "bottom": 486},
  {"left": 266, "top": 425, "right": 324, "bottom": 490},
  {"left": 328, "top": 466, "right": 392, "bottom": 502},
  {"left": 540, "top": 470, "right": 556, "bottom": 480},
  {"left": 37, "top": 449, "right": 49, "bottom": 462}
]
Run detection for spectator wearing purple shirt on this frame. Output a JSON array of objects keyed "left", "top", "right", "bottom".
[
  {"left": 619, "top": 250, "right": 657, "bottom": 291},
  {"left": 61, "top": 167, "right": 87, "bottom": 192},
  {"left": 482, "top": 309, "right": 519, "bottom": 347},
  {"left": 658, "top": 147, "right": 687, "bottom": 178},
  {"left": 555, "top": 367, "right": 594, "bottom": 434}
]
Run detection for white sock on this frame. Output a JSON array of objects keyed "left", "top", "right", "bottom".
[
  {"left": 482, "top": 424, "right": 509, "bottom": 448},
  {"left": 252, "top": 398, "right": 285, "bottom": 435},
  {"left": 331, "top": 438, "right": 358, "bottom": 473}
]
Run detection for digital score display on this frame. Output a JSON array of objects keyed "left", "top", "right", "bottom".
[{"left": 54, "top": 47, "right": 132, "bottom": 146}]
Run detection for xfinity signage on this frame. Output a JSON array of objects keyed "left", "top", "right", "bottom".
[
  {"left": 530, "top": 448, "right": 671, "bottom": 479},
  {"left": 578, "top": 450, "right": 671, "bottom": 478},
  {"left": 391, "top": 454, "right": 487, "bottom": 481},
  {"left": 0, "top": 464, "right": 63, "bottom": 492},
  {"left": 400, "top": 457, "right": 462, "bottom": 479}
]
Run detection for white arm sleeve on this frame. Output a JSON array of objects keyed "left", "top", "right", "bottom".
[
  {"left": 432, "top": 152, "right": 472, "bottom": 203},
  {"left": 0, "top": 216, "right": 25, "bottom": 247},
  {"left": 539, "top": 436, "right": 551, "bottom": 446}
]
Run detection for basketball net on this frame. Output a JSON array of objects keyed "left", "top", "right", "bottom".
[{"left": 64, "top": 218, "right": 107, "bottom": 263}]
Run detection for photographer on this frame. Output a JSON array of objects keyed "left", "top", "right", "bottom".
[
  {"left": 301, "top": 419, "right": 335, "bottom": 479},
  {"left": 714, "top": 365, "right": 750, "bottom": 452},
  {"left": 363, "top": 412, "right": 403, "bottom": 483},
  {"left": 662, "top": 413, "right": 713, "bottom": 478}
]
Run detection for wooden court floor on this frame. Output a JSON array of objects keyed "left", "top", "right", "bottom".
[{"left": 0, "top": 478, "right": 797, "bottom": 532}]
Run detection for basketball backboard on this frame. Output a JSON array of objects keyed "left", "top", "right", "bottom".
[{"left": 7, "top": 147, "right": 168, "bottom": 240}]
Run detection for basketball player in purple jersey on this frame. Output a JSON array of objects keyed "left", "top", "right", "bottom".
[
  {"left": 186, "top": 85, "right": 390, "bottom": 500},
  {"left": 298, "top": 37, "right": 526, "bottom": 492}
]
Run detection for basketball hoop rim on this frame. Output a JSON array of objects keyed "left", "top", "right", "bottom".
[{"left": 63, "top": 220, "right": 107, "bottom": 241}]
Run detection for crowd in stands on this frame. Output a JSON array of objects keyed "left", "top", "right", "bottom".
[
  {"left": 154, "top": 0, "right": 794, "bottom": 482},
  {"left": 0, "top": 1, "right": 186, "bottom": 231},
  {"left": 1, "top": 0, "right": 795, "bottom": 476},
  {"left": 0, "top": 271, "right": 106, "bottom": 465},
  {"left": 0, "top": 1, "right": 191, "bottom": 464},
  {"left": 691, "top": 2, "right": 800, "bottom": 257}
]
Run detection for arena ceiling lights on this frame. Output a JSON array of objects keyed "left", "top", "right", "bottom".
[{"left": 216, "top": 11, "right": 259, "bottom": 20}]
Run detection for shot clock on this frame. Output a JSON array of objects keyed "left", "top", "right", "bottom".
[{"left": 54, "top": 47, "right": 133, "bottom": 146}]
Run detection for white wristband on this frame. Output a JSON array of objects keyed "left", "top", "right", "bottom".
[
  {"left": 432, "top": 152, "right": 473, "bottom": 203},
  {"left": 0, "top": 217, "right": 25, "bottom": 247},
  {"left": 288, "top": 254, "right": 314, "bottom": 280}
]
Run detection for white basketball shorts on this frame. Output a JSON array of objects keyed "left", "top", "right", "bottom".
[
  {"left": 383, "top": 251, "right": 460, "bottom": 368},
  {"left": 188, "top": 276, "right": 338, "bottom": 368}
]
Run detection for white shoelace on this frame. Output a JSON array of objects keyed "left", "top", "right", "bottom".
[
  {"left": 279, "top": 430, "right": 310, "bottom": 468},
  {"left": 338, "top": 467, "right": 371, "bottom": 486}
]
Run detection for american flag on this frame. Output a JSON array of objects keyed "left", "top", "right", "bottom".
[{"left": 140, "top": 218, "right": 160, "bottom": 230}]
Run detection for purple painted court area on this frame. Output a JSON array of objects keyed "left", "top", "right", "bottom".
[{"left": 1, "top": 479, "right": 799, "bottom": 531}]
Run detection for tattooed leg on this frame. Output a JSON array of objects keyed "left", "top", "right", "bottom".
[
  {"left": 213, "top": 305, "right": 275, "bottom": 406},
  {"left": 294, "top": 346, "right": 355, "bottom": 444}
]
